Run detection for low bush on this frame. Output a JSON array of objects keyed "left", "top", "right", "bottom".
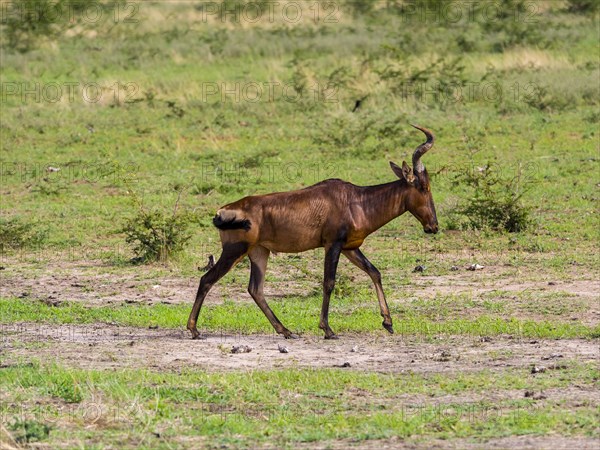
[
  {"left": 121, "top": 190, "right": 195, "bottom": 263},
  {"left": 0, "top": 217, "right": 47, "bottom": 252},
  {"left": 453, "top": 163, "right": 533, "bottom": 232}
]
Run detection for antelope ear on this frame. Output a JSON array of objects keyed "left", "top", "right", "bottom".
[{"left": 390, "top": 161, "right": 414, "bottom": 183}]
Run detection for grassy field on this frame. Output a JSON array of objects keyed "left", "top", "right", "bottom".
[{"left": 1, "top": 1, "right": 599, "bottom": 448}]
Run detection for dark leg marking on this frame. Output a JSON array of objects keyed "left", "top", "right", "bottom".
[
  {"left": 320, "top": 241, "right": 343, "bottom": 339},
  {"left": 187, "top": 242, "right": 248, "bottom": 339}
]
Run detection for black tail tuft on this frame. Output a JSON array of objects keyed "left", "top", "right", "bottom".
[{"left": 213, "top": 215, "right": 251, "bottom": 231}]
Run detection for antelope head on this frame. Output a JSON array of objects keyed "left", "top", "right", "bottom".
[{"left": 390, "top": 124, "right": 439, "bottom": 234}]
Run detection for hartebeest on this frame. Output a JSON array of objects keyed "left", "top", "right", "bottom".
[{"left": 187, "top": 125, "right": 438, "bottom": 340}]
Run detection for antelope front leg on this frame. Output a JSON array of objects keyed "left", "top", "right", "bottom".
[
  {"left": 320, "top": 242, "right": 343, "bottom": 339},
  {"left": 343, "top": 249, "right": 393, "bottom": 334}
]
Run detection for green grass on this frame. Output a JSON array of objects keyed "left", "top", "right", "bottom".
[
  {"left": 2, "top": 297, "right": 598, "bottom": 339},
  {"left": 1, "top": 361, "right": 598, "bottom": 448}
]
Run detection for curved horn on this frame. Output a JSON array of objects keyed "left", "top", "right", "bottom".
[{"left": 410, "top": 124, "right": 434, "bottom": 173}]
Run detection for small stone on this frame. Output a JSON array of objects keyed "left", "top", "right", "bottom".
[
  {"left": 450, "top": 266, "right": 459, "bottom": 271},
  {"left": 541, "top": 353, "right": 563, "bottom": 360},
  {"left": 278, "top": 344, "right": 289, "bottom": 353},
  {"left": 231, "top": 345, "right": 252, "bottom": 354},
  {"left": 350, "top": 345, "right": 359, "bottom": 353},
  {"left": 531, "top": 365, "right": 546, "bottom": 374},
  {"left": 413, "top": 265, "right": 426, "bottom": 273},
  {"left": 434, "top": 350, "right": 452, "bottom": 362},
  {"left": 525, "top": 390, "right": 546, "bottom": 400},
  {"left": 334, "top": 362, "right": 351, "bottom": 368},
  {"left": 467, "top": 264, "right": 484, "bottom": 271},
  {"left": 149, "top": 325, "right": 159, "bottom": 330}
]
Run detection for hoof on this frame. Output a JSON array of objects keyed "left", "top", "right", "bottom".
[
  {"left": 189, "top": 328, "right": 206, "bottom": 340},
  {"left": 191, "top": 334, "right": 207, "bottom": 340},
  {"left": 285, "top": 333, "right": 300, "bottom": 340},
  {"left": 383, "top": 322, "right": 394, "bottom": 334},
  {"left": 324, "top": 334, "right": 339, "bottom": 340}
]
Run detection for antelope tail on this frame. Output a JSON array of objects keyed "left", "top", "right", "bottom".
[{"left": 213, "top": 209, "right": 251, "bottom": 231}]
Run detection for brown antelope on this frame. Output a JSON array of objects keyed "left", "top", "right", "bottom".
[{"left": 187, "top": 125, "right": 438, "bottom": 340}]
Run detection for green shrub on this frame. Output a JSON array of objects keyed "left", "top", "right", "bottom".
[
  {"left": 0, "top": 217, "right": 47, "bottom": 252},
  {"left": 2, "top": 0, "right": 62, "bottom": 52},
  {"left": 1, "top": 0, "right": 125, "bottom": 52},
  {"left": 9, "top": 419, "right": 51, "bottom": 443},
  {"left": 121, "top": 191, "right": 195, "bottom": 263},
  {"left": 460, "top": 189, "right": 532, "bottom": 232},
  {"left": 312, "top": 111, "right": 409, "bottom": 158},
  {"left": 453, "top": 164, "right": 533, "bottom": 233},
  {"left": 50, "top": 378, "right": 83, "bottom": 403},
  {"left": 342, "top": 0, "right": 376, "bottom": 17},
  {"left": 523, "top": 84, "right": 576, "bottom": 112},
  {"left": 377, "top": 51, "right": 467, "bottom": 106},
  {"left": 566, "top": 0, "right": 599, "bottom": 14},
  {"left": 1, "top": 0, "right": 93, "bottom": 52},
  {"left": 121, "top": 210, "right": 194, "bottom": 263}
]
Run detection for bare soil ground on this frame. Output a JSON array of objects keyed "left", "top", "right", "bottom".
[
  {"left": 2, "top": 323, "right": 598, "bottom": 375},
  {"left": 295, "top": 436, "right": 600, "bottom": 450}
]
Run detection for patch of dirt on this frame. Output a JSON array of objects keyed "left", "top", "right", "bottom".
[
  {"left": 0, "top": 259, "right": 199, "bottom": 306},
  {"left": 292, "top": 436, "right": 600, "bottom": 450},
  {"left": 1, "top": 323, "right": 598, "bottom": 374},
  {"left": 0, "top": 258, "right": 311, "bottom": 307},
  {"left": 414, "top": 274, "right": 600, "bottom": 300},
  {"left": 406, "top": 274, "right": 600, "bottom": 325}
]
